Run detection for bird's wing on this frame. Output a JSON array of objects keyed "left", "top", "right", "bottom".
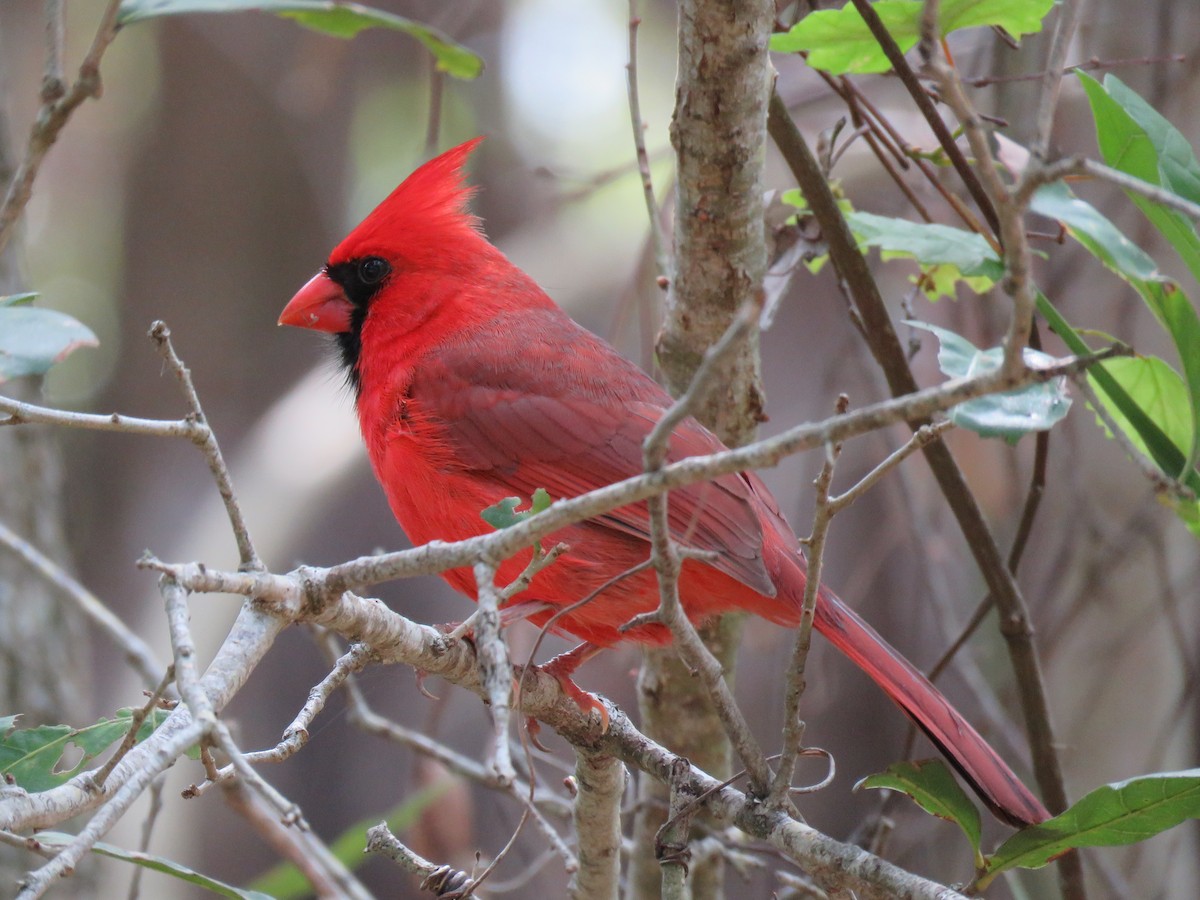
[{"left": 409, "top": 314, "right": 779, "bottom": 596}]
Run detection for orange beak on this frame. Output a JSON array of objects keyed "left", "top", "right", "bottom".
[{"left": 278, "top": 271, "right": 353, "bottom": 333}]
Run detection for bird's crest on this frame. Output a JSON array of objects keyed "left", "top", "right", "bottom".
[{"left": 330, "top": 137, "right": 485, "bottom": 264}]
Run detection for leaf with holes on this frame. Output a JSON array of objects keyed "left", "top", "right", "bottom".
[{"left": 0, "top": 709, "right": 170, "bottom": 792}]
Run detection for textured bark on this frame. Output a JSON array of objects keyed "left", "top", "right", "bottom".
[
  {"left": 0, "top": 91, "right": 90, "bottom": 884},
  {"left": 657, "top": 0, "right": 772, "bottom": 444},
  {"left": 635, "top": 2, "right": 774, "bottom": 897},
  {"left": 570, "top": 750, "right": 625, "bottom": 900}
]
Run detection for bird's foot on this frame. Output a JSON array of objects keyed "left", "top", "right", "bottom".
[{"left": 538, "top": 644, "right": 609, "bottom": 731}]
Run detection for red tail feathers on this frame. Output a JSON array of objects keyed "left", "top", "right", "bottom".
[{"left": 814, "top": 585, "right": 1050, "bottom": 826}]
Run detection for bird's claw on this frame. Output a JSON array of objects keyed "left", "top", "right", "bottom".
[{"left": 539, "top": 657, "right": 610, "bottom": 732}]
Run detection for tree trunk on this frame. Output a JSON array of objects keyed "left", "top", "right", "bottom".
[{"left": 631, "top": 1, "right": 774, "bottom": 897}]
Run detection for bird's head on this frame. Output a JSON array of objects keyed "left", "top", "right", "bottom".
[{"left": 278, "top": 136, "right": 486, "bottom": 337}]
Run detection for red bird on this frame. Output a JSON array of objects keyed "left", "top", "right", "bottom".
[{"left": 280, "top": 139, "right": 1049, "bottom": 827}]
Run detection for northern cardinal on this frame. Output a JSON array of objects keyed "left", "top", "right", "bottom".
[{"left": 280, "top": 138, "right": 1049, "bottom": 827}]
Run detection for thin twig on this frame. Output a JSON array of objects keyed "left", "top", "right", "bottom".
[
  {"left": 769, "top": 434, "right": 838, "bottom": 807},
  {"left": 827, "top": 421, "right": 954, "bottom": 515},
  {"left": 641, "top": 301, "right": 774, "bottom": 795},
  {"left": 125, "top": 774, "right": 166, "bottom": 900},
  {"left": 1031, "top": 0, "right": 1088, "bottom": 161},
  {"left": 143, "top": 344, "right": 1125, "bottom": 606},
  {"left": 769, "top": 84, "right": 1074, "bottom": 837},
  {"left": 91, "top": 667, "right": 175, "bottom": 790},
  {"left": 0, "top": 518, "right": 163, "bottom": 689},
  {"left": 921, "top": 27, "right": 1036, "bottom": 377},
  {"left": 847, "top": 0, "right": 1001, "bottom": 238},
  {"left": 0, "top": 396, "right": 197, "bottom": 437},
  {"left": 473, "top": 561, "right": 516, "bottom": 786},
  {"left": 149, "top": 322, "right": 261, "bottom": 571},
  {"left": 626, "top": 0, "right": 668, "bottom": 282},
  {"left": 1019, "top": 156, "right": 1200, "bottom": 223},
  {"left": 365, "top": 823, "right": 476, "bottom": 897},
  {"left": 964, "top": 54, "right": 1186, "bottom": 88},
  {"left": 0, "top": 0, "right": 123, "bottom": 257},
  {"left": 42, "top": 0, "right": 66, "bottom": 103},
  {"left": 223, "top": 778, "right": 372, "bottom": 900}
]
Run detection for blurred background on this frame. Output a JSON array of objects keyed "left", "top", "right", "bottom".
[{"left": 1, "top": 0, "right": 1198, "bottom": 896}]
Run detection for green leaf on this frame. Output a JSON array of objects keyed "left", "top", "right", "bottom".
[
  {"left": 1031, "top": 181, "right": 1200, "bottom": 474},
  {"left": 1036, "top": 293, "right": 1200, "bottom": 499},
  {"left": 1089, "top": 356, "right": 1192, "bottom": 458},
  {"left": 1078, "top": 73, "right": 1200, "bottom": 288},
  {"left": 35, "top": 833, "right": 272, "bottom": 899},
  {"left": 117, "top": 0, "right": 483, "bottom": 79},
  {"left": 0, "top": 307, "right": 97, "bottom": 384},
  {"left": 0, "top": 708, "right": 169, "bottom": 792},
  {"left": 979, "top": 769, "right": 1200, "bottom": 887},
  {"left": 849, "top": 212, "right": 1003, "bottom": 279},
  {"left": 1104, "top": 77, "right": 1200, "bottom": 208},
  {"left": 909, "top": 321, "right": 1072, "bottom": 442},
  {"left": 847, "top": 211, "right": 1003, "bottom": 299},
  {"left": 771, "top": 0, "right": 1055, "bottom": 75},
  {"left": 481, "top": 488, "right": 552, "bottom": 531},
  {"left": 0, "top": 292, "right": 38, "bottom": 308},
  {"left": 249, "top": 781, "right": 452, "bottom": 898},
  {"left": 1085, "top": 356, "right": 1200, "bottom": 534},
  {"left": 857, "top": 759, "right": 983, "bottom": 865}
]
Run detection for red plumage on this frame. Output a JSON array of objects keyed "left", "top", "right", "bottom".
[{"left": 280, "top": 139, "right": 1049, "bottom": 827}]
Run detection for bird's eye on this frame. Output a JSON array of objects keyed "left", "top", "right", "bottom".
[{"left": 358, "top": 257, "right": 390, "bottom": 285}]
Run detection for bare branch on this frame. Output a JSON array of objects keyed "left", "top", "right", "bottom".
[
  {"left": 626, "top": 0, "right": 667, "bottom": 282},
  {"left": 149, "top": 322, "right": 261, "bottom": 571},
  {"left": 846, "top": 0, "right": 1001, "bottom": 237},
  {"left": 828, "top": 421, "right": 954, "bottom": 515},
  {"left": 768, "top": 83, "right": 1075, "bottom": 871},
  {"left": 570, "top": 750, "right": 624, "bottom": 899},
  {"left": 366, "top": 823, "right": 477, "bottom": 897},
  {"left": 769, "top": 434, "right": 838, "bottom": 807},
  {"left": 0, "top": 518, "right": 164, "bottom": 688},
  {"left": 223, "top": 778, "right": 373, "bottom": 900},
  {"left": 41, "top": 0, "right": 66, "bottom": 103},
  {"left": 1031, "top": 0, "right": 1088, "bottom": 161},
  {"left": 1019, "top": 156, "right": 1200, "bottom": 223},
  {"left": 0, "top": 396, "right": 197, "bottom": 437},
  {"left": 91, "top": 667, "right": 175, "bottom": 790},
  {"left": 0, "top": 0, "right": 123, "bottom": 257},
  {"left": 473, "top": 561, "right": 516, "bottom": 785}
]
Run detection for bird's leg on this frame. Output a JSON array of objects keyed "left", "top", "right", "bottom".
[{"left": 537, "top": 642, "right": 609, "bottom": 731}]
